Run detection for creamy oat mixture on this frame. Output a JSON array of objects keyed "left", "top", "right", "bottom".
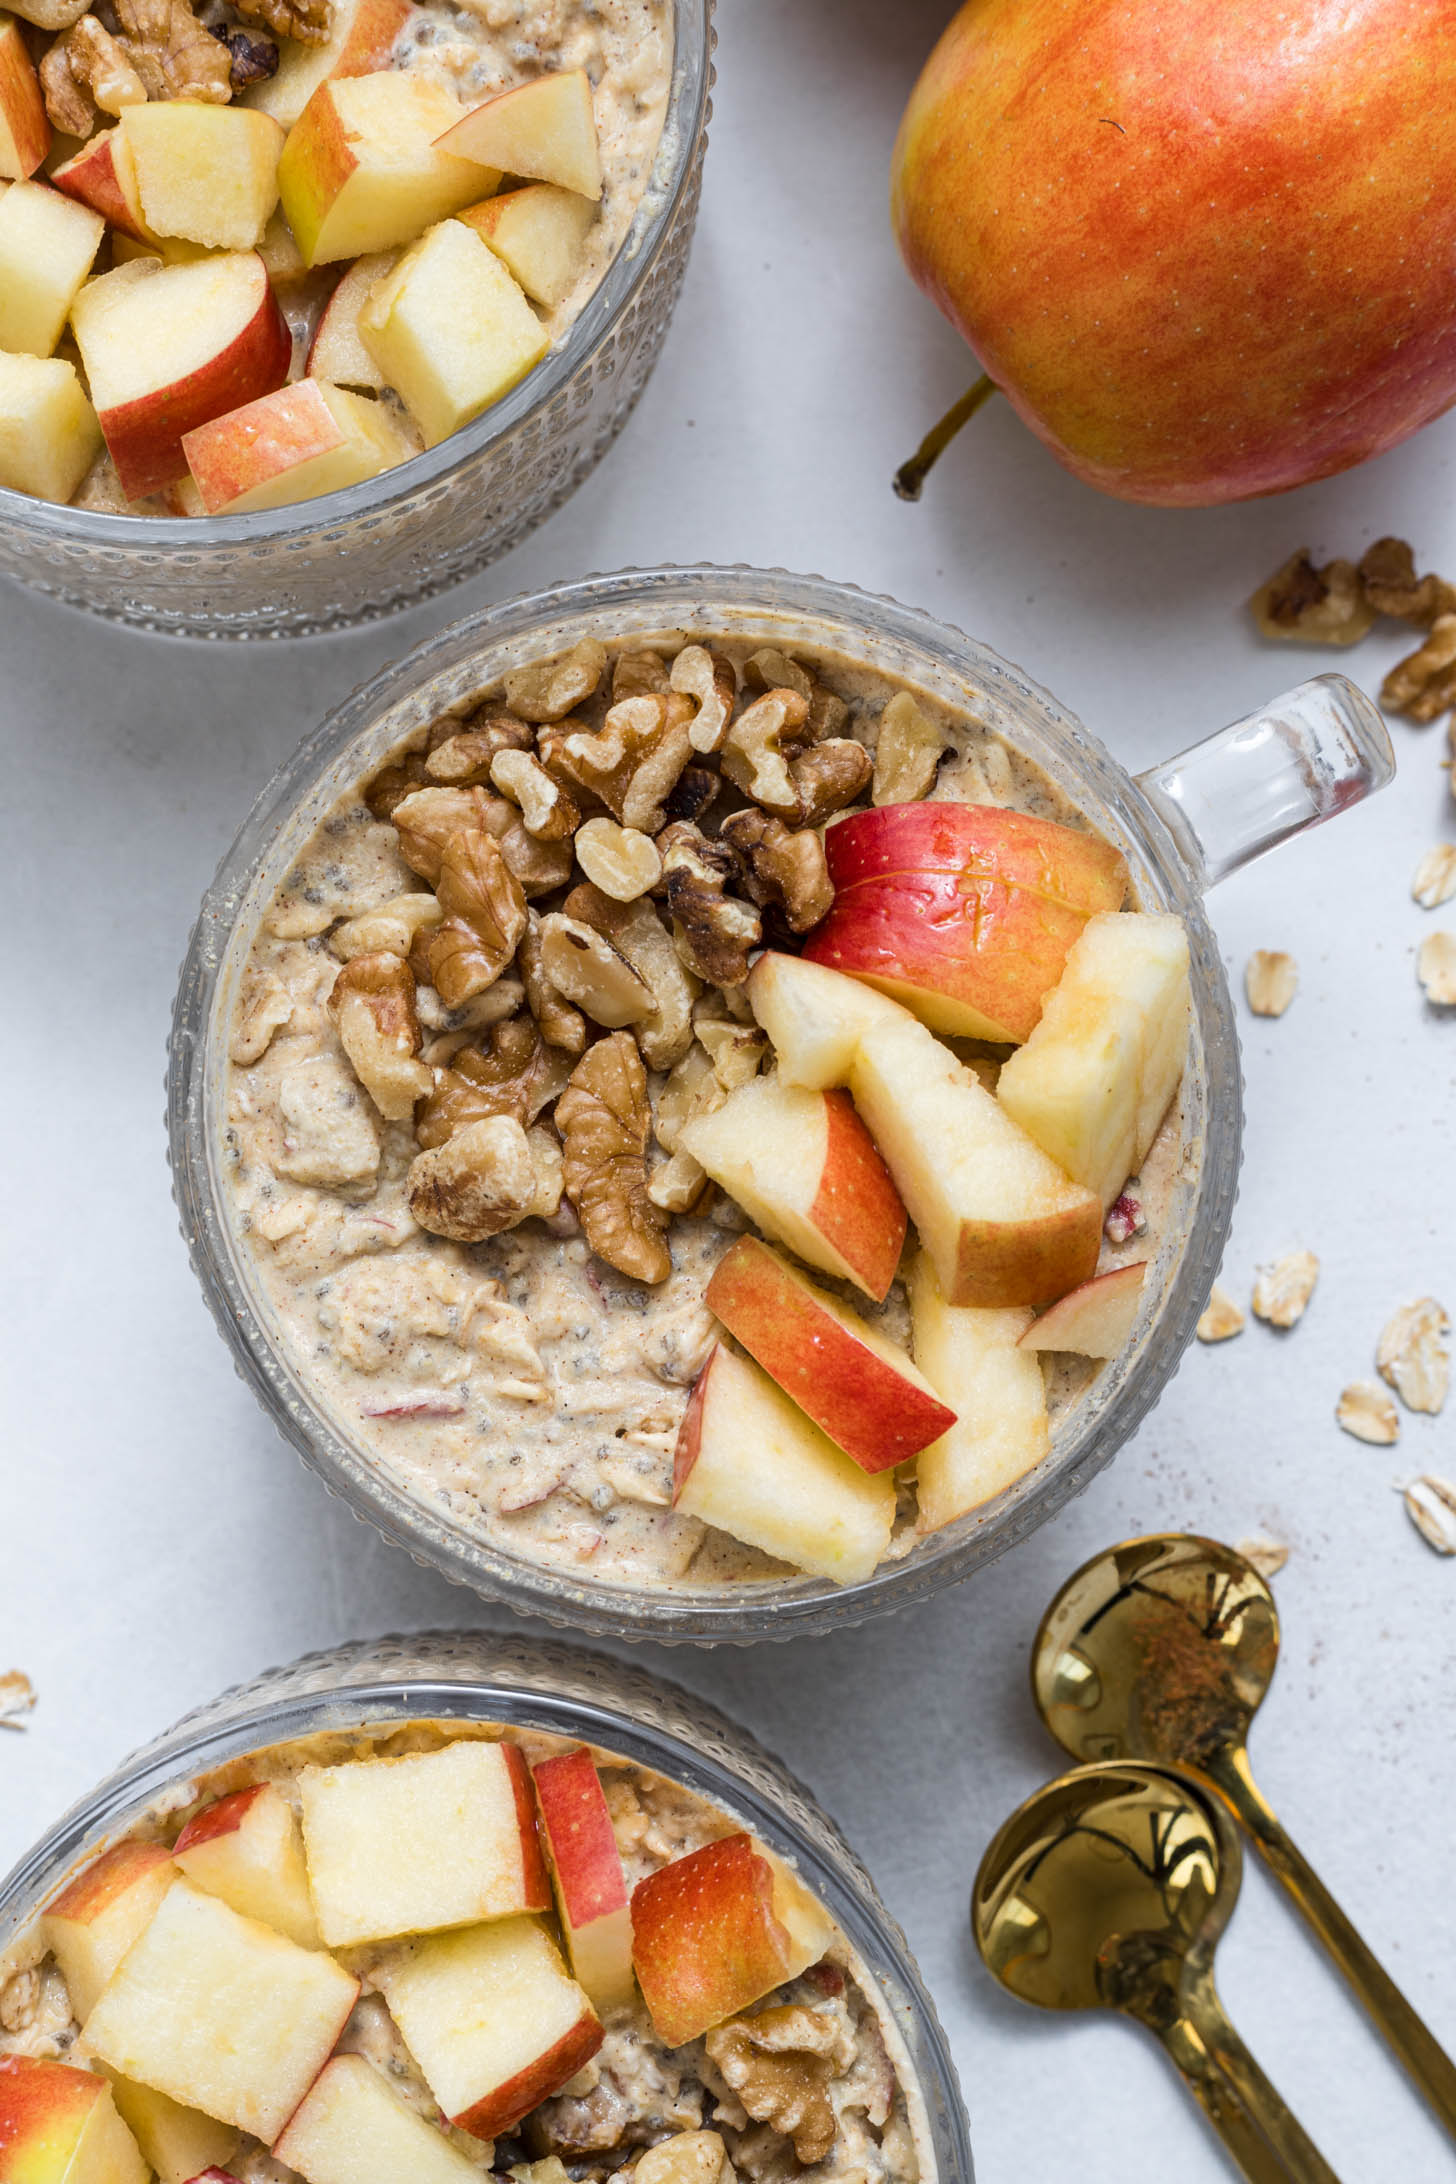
[
  {"left": 0, "top": 1720, "right": 930, "bottom": 2182},
  {"left": 220, "top": 634, "right": 1187, "bottom": 1591}
]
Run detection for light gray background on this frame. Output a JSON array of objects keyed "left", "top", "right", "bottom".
[{"left": 2, "top": 4, "right": 1454, "bottom": 2178}]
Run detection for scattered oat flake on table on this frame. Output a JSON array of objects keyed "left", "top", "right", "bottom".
[
  {"left": 1402, "top": 1476, "right": 1456, "bottom": 1555},
  {"left": 1245, "top": 950, "right": 1298, "bottom": 1017},
  {"left": 1377, "top": 1298, "right": 1450, "bottom": 1414},
  {"left": 1237, "top": 1535, "right": 1290, "bottom": 1579},
  {"left": 1197, "top": 1285, "right": 1246, "bottom": 1343},
  {"left": 1417, "top": 930, "right": 1456, "bottom": 1004},
  {"left": 0, "top": 1671, "right": 35, "bottom": 1731},
  {"left": 1251, "top": 1250, "right": 1320, "bottom": 1329},
  {"left": 1335, "top": 1380, "right": 1400, "bottom": 1445},
  {"left": 1412, "top": 845, "right": 1456, "bottom": 909}
]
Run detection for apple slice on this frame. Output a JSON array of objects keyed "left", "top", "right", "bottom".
[
  {"left": 277, "top": 72, "right": 485, "bottom": 266},
  {"left": 1019, "top": 1261, "right": 1147, "bottom": 1358},
  {"left": 374, "top": 1917, "right": 602, "bottom": 2139},
  {"left": 120, "top": 103, "right": 283, "bottom": 251},
  {"left": 273, "top": 2054, "right": 483, "bottom": 2183},
  {"left": 746, "top": 950, "right": 904, "bottom": 1091},
  {"left": 182, "top": 378, "right": 412, "bottom": 513},
  {"left": 906, "top": 1254, "right": 1050, "bottom": 1528},
  {"left": 172, "top": 1781, "right": 319, "bottom": 1949},
  {"left": 40, "top": 1841, "right": 176, "bottom": 2020},
  {"left": 245, "top": 0, "right": 416, "bottom": 131},
  {"left": 0, "top": 2058, "right": 146, "bottom": 2184},
  {"left": 82, "top": 1878, "right": 359, "bottom": 2145},
  {"left": 0, "top": 349, "right": 101, "bottom": 501},
  {"left": 673, "top": 1341, "right": 896, "bottom": 1585},
  {"left": 705, "top": 1236, "right": 955, "bottom": 1474},
  {"left": 435, "top": 70, "right": 601, "bottom": 200},
  {"left": 71, "top": 252, "right": 290, "bottom": 497},
  {"left": 848, "top": 1008, "right": 1102, "bottom": 1307},
  {"left": 297, "top": 1738, "right": 549, "bottom": 1948},
  {"left": 51, "top": 127, "right": 150, "bottom": 241},
  {"left": 105, "top": 2076, "right": 238, "bottom": 2184},
  {"left": 0, "top": 181, "right": 104, "bottom": 357},
  {"left": 678, "top": 1074, "right": 906, "bottom": 1302},
  {"left": 997, "top": 911, "right": 1191, "bottom": 1206},
  {"left": 806, "top": 801, "right": 1129, "bottom": 1042},
  {"left": 0, "top": 14, "right": 49, "bottom": 182},
  {"left": 358, "top": 216, "right": 547, "bottom": 446},
  {"left": 531, "top": 1749, "right": 634, "bottom": 2013},
  {"left": 455, "top": 182, "right": 595, "bottom": 308},
  {"left": 306, "top": 249, "right": 397, "bottom": 388},
  {"left": 630, "top": 1833, "right": 834, "bottom": 2048}
]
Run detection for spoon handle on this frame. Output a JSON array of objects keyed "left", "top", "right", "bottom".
[
  {"left": 1154, "top": 2005, "right": 1337, "bottom": 2183},
  {"left": 1182, "top": 1975, "right": 1345, "bottom": 2184},
  {"left": 1207, "top": 1745, "right": 1456, "bottom": 2136}
]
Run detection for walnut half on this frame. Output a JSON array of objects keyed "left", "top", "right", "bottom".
[
  {"left": 406, "top": 1116, "right": 561, "bottom": 1241},
  {"left": 658, "top": 823, "right": 761, "bottom": 986},
  {"left": 703, "top": 2008, "right": 841, "bottom": 2167},
  {"left": 719, "top": 808, "right": 833, "bottom": 933},
  {"left": 327, "top": 951, "right": 431, "bottom": 1121},
  {"left": 557, "top": 1033, "right": 670, "bottom": 1284}
]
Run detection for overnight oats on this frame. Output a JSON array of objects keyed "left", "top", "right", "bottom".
[
  {"left": 216, "top": 624, "right": 1193, "bottom": 1597},
  {"left": 0, "top": 1717, "right": 934, "bottom": 2180},
  {"left": 0, "top": 0, "right": 672, "bottom": 511}
]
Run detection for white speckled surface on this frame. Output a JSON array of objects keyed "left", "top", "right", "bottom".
[{"left": 2, "top": 5, "right": 1453, "bottom": 2179}]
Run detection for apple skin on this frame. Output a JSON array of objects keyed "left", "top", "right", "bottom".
[
  {"left": 630, "top": 1835, "right": 830, "bottom": 2049},
  {"left": 51, "top": 128, "right": 149, "bottom": 239},
  {"left": 1019, "top": 1260, "right": 1147, "bottom": 1357},
  {"left": 0, "top": 16, "right": 49, "bottom": 181},
  {"left": 40, "top": 1841, "right": 176, "bottom": 2020},
  {"left": 0, "top": 2056, "right": 147, "bottom": 2184},
  {"left": 892, "top": 0, "right": 1456, "bottom": 506},
  {"left": 531, "top": 1748, "right": 635, "bottom": 2013}
]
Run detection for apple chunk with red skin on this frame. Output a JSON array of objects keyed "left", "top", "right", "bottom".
[
  {"left": 630, "top": 1833, "right": 834, "bottom": 2049},
  {"left": 805, "top": 802, "right": 1128, "bottom": 1042},
  {"left": 705, "top": 1236, "right": 955, "bottom": 1474},
  {"left": 746, "top": 949, "right": 904, "bottom": 1091},
  {"left": 104, "top": 2076, "right": 238, "bottom": 2184},
  {"left": 907, "top": 1252, "right": 1050, "bottom": 1529},
  {"left": 182, "top": 379, "right": 412, "bottom": 514},
  {"left": 679, "top": 1074, "right": 906, "bottom": 1302},
  {"left": 1019, "top": 1261, "right": 1147, "bottom": 1359},
  {"left": 374, "top": 1917, "right": 602, "bottom": 2139},
  {"left": 244, "top": 0, "right": 416, "bottom": 131},
  {"left": 0, "top": 2057, "right": 147, "bottom": 2184},
  {"left": 51, "top": 127, "right": 151, "bottom": 241},
  {"left": 457, "top": 182, "right": 595, "bottom": 309},
  {"left": 273, "top": 2054, "right": 484, "bottom": 2184},
  {"left": 435, "top": 68, "right": 602, "bottom": 200},
  {"left": 277, "top": 72, "right": 485, "bottom": 267},
  {"left": 306, "top": 249, "right": 397, "bottom": 389},
  {"left": 172, "top": 1780, "right": 319, "bottom": 1949},
  {"left": 40, "top": 1840, "right": 176, "bottom": 2021},
  {"left": 119, "top": 103, "right": 284, "bottom": 252},
  {"left": 0, "top": 14, "right": 49, "bottom": 182},
  {"left": 531, "top": 1748, "right": 635, "bottom": 2012},
  {"left": 0, "top": 182, "right": 104, "bottom": 358}
]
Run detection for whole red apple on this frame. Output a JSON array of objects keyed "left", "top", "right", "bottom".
[{"left": 891, "top": 0, "right": 1456, "bottom": 505}]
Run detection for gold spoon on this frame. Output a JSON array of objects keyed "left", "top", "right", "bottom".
[
  {"left": 1031, "top": 1533, "right": 1456, "bottom": 2138},
  {"left": 974, "top": 1760, "right": 1342, "bottom": 2182}
]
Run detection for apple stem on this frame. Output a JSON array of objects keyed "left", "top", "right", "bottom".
[{"left": 893, "top": 375, "right": 998, "bottom": 502}]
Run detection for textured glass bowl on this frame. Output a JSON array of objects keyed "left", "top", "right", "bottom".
[
  {"left": 0, "top": 3, "right": 712, "bottom": 640},
  {"left": 169, "top": 565, "right": 1392, "bottom": 1642},
  {"left": 0, "top": 1631, "right": 973, "bottom": 2180}
]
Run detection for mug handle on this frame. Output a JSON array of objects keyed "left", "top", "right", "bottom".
[{"left": 1133, "top": 673, "right": 1395, "bottom": 890}]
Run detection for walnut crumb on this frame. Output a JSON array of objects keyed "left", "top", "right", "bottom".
[
  {"left": 1335, "top": 1380, "right": 1400, "bottom": 1446},
  {"left": 703, "top": 2008, "right": 841, "bottom": 2167},
  {"left": 1249, "top": 552, "right": 1376, "bottom": 646},
  {"left": 1245, "top": 949, "right": 1297, "bottom": 1017},
  {"left": 872, "top": 691, "right": 946, "bottom": 805},
  {"left": 1412, "top": 845, "right": 1456, "bottom": 909},
  {"left": 1383, "top": 615, "right": 1456, "bottom": 723},
  {"left": 1196, "top": 1285, "right": 1245, "bottom": 1343},
  {"left": 1357, "top": 537, "right": 1456, "bottom": 627},
  {"left": 1402, "top": 1476, "right": 1456, "bottom": 1555},
  {"left": 1417, "top": 930, "right": 1456, "bottom": 1005},
  {"left": 1251, "top": 1250, "right": 1319, "bottom": 1330},
  {"left": 1377, "top": 1298, "right": 1449, "bottom": 1414}
]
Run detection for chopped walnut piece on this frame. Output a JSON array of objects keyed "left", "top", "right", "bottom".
[
  {"left": 873, "top": 691, "right": 946, "bottom": 805},
  {"left": 574, "top": 816, "right": 662, "bottom": 901},
  {"left": 233, "top": 0, "right": 329, "bottom": 44},
  {"left": 543, "top": 693, "right": 695, "bottom": 834},
  {"left": 564, "top": 883, "right": 697, "bottom": 1069},
  {"left": 719, "top": 689, "right": 810, "bottom": 815},
  {"left": 1236, "top": 1535, "right": 1289, "bottom": 1580},
  {"left": 504, "top": 638, "right": 608, "bottom": 722},
  {"left": 0, "top": 1669, "right": 36, "bottom": 1731},
  {"left": 789, "top": 736, "right": 874, "bottom": 825},
  {"left": 519, "top": 910, "right": 587, "bottom": 1054},
  {"left": 490, "top": 747, "right": 580, "bottom": 841},
  {"left": 558, "top": 1032, "right": 670, "bottom": 1283},
  {"left": 633, "top": 2131, "right": 736, "bottom": 2184},
  {"left": 114, "top": 0, "right": 233, "bottom": 100},
  {"left": 1249, "top": 551, "right": 1376, "bottom": 645},
  {"left": 365, "top": 751, "right": 430, "bottom": 820},
  {"left": 416, "top": 826, "right": 527, "bottom": 1006},
  {"left": 1252, "top": 1250, "right": 1319, "bottom": 1329},
  {"left": 646, "top": 1148, "right": 711, "bottom": 1214},
  {"left": 1245, "top": 949, "right": 1298, "bottom": 1018},
  {"left": 1357, "top": 537, "right": 1456, "bottom": 627},
  {"left": 720, "top": 807, "right": 833, "bottom": 933},
  {"left": 327, "top": 951, "right": 431, "bottom": 1121},
  {"left": 1196, "top": 1285, "right": 1245, "bottom": 1343},
  {"left": 743, "top": 647, "right": 813, "bottom": 701},
  {"left": 231, "top": 967, "right": 293, "bottom": 1064},
  {"left": 1417, "top": 930, "right": 1456, "bottom": 1005},
  {"left": 391, "top": 785, "right": 494, "bottom": 883},
  {"left": 703, "top": 2009, "right": 841, "bottom": 2167},
  {"left": 1377, "top": 1298, "right": 1450, "bottom": 1414},
  {"left": 8, "top": 0, "right": 87, "bottom": 28},
  {"left": 613, "top": 647, "right": 671, "bottom": 699},
  {"left": 670, "top": 644, "right": 737, "bottom": 754},
  {"left": 1335, "top": 1380, "right": 1400, "bottom": 1445},
  {"left": 662, "top": 762, "right": 721, "bottom": 826},
  {"left": 695, "top": 1015, "right": 767, "bottom": 1090},
  {"left": 1412, "top": 845, "right": 1456, "bottom": 909},
  {"left": 219, "top": 27, "right": 278, "bottom": 87},
  {"left": 653, "top": 1043, "right": 721, "bottom": 1153},
  {"left": 658, "top": 821, "right": 761, "bottom": 985},
  {"left": 425, "top": 711, "right": 533, "bottom": 784},
  {"left": 1383, "top": 615, "right": 1456, "bottom": 723},
  {"left": 40, "top": 15, "right": 147, "bottom": 132},
  {"left": 406, "top": 1115, "right": 557, "bottom": 1241},
  {"left": 330, "top": 893, "right": 442, "bottom": 961},
  {"left": 415, "top": 1017, "right": 570, "bottom": 1147},
  {"left": 1403, "top": 1475, "right": 1456, "bottom": 1555},
  {"left": 537, "top": 913, "right": 651, "bottom": 1031}
]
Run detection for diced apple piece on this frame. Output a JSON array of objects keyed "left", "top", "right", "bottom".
[
  {"left": 172, "top": 1782, "right": 319, "bottom": 1949},
  {"left": 705, "top": 1235, "right": 954, "bottom": 1474},
  {"left": 298, "top": 1738, "right": 549, "bottom": 1948},
  {"left": 679, "top": 1074, "right": 906, "bottom": 1302},
  {"left": 0, "top": 181, "right": 103, "bottom": 356},
  {"left": 1019, "top": 1261, "right": 1147, "bottom": 1358},
  {"left": 0, "top": 347, "right": 100, "bottom": 500},
  {"left": 273, "top": 2054, "right": 483, "bottom": 2184},
  {"left": 358, "top": 216, "right": 546, "bottom": 446},
  {"left": 306, "top": 249, "right": 396, "bottom": 387},
  {"left": 40, "top": 1841, "right": 176, "bottom": 2021},
  {"left": 746, "top": 950, "right": 904, "bottom": 1091},
  {"left": 109, "top": 229, "right": 210, "bottom": 266},
  {"left": 630, "top": 1834, "right": 834, "bottom": 2049},
  {"left": 907, "top": 1253, "right": 1050, "bottom": 1528},
  {"left": 997, "top": 912, "right": 1191, "bottom": 1206},
  {"left": 673, "top": 1342, "right": 895, "bottom": 1585},
  {"left": 0, "top": 2057, "right": 147, "bottom": 2184},
  {"left": 530, "top": 1748, "right": 634, "bottom": 2013},
  {"left": 455, "top": 182, "right": 594, "bottom": 309},
  {"left": 435, "top": 70, "right": 602, "bottom": 200},
  {"left": 51, "top": 127, "right": 149, "bottom": 241},
  {"left": 71, "top": 251, "right": 289, "bottom": 496},
  {"left": 278, "top": 72, "right": 485, "bottom": 266},
  {"left": 105, "top": 2076, "right": 238, "bottom": 2184},
  {"left": 82, "top": 1879, "right": 359, "bottom": 2145},
  {"left": 245, "top": 0, "right": 416, "bottom": 131},
  {"left": 0, "top": 14, "right": 48, "bottom": 182},
  {"left": 183, "top": 378, "right": 411, "bottom": 513},
  {"left": 806, "top": 802, "right": 1129, "bottom": 1042},
  {"left": 374, "top": 1918, "right": 602, "bottom": 2140},
  {"left": 120, "top": 103, "right": 283, "bottom": 251},
  {"left": 849, "top": 1009, "right": 1102, "bottom": 1307},
  {"left": 256, "top": 206, "right": 307, "bottom": 285}
]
